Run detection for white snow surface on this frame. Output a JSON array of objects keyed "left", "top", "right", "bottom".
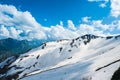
[{"left": 1, "top": 35, "right": 120, "bottom": 80}]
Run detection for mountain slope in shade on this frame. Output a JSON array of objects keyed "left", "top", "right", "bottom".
[
  {"left": 0, "top": 38, "right": 43, "bottom": 62},
  {"left": 0, "top": 34, "right": 120, "bottom": 80}
]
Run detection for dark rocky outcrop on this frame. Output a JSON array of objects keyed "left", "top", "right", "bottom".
[{"left": 111, "top": 67, "right": 120, "bottom": 80}]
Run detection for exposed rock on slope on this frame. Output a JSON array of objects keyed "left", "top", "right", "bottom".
[{"left": 0, "top": 34, "right": 120, "bottom": 80}]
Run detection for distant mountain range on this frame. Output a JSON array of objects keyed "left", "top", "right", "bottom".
[
  {"left": 0, "top": 34, "right": 120, "bottom": 80},
  {"left": 0, "top": 38, "right": 44, "bottom": 62}
]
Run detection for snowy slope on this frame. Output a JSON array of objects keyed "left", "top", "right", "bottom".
[{"left": 0, "top": 34, "right": 120, "bottom": 80}]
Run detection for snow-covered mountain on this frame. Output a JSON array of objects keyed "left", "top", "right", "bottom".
[{"left": 0, "top": 34, "right": 120, "bottom": 80}]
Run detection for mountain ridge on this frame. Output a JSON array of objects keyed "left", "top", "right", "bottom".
[{"left": 0, "top": 34, "right": 120, "bottom": 80}]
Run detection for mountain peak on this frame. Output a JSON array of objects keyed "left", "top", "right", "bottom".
[{"left": 0, "top": 34, "right": 120, "bottom": 80}]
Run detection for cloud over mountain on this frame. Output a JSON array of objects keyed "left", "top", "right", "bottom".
[
  {"left": 0, "top": 4, "right": 48, "bottom": 40},
  {"left": 0, "top": 3, "right": 120, "bottom": 41}
]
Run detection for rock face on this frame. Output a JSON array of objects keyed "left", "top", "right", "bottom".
[
  {"left": 111, "top": 67, "right": 120, "bottom": 80},
  {"left": 0, "top": 34, "right": 120, "bottom": 80}
]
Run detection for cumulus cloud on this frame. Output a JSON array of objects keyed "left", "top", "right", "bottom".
[
  {"left": 92, "top": 20, "right": 110, "bottom": 31},
  {"left": 78, "top": 24, "right": 105, "bottom": 36},
  {"left": 110, "top": 0, "right": 120, "bottom": 17},
  {"left": 0, "top": 5, "right": 40, "bottom": 28},
  {"left": 88, "top": 0, "right": 109, "bottom": 8},
  {"left": 60, "top": 21, "right": 63, "bottom": 26},
  {"left": 88, "top": 0, "right": 101, "bottom": 2},
  {"left": 82, "top": 16, "right": 91, "bottom": 23},
  {"left": 111, "top": 20, "right": 120, "bottom": 30},
  {"left": 0, "top": 4, "right": 120, "bottom": 41},
  {"left": 47, "top": 24, "right": 79, "bottom": 39},
  {"left": 88, "top": 0, "right": 120, "bottom": 17},
  {"left": 0, "top": 4, "right": 46, "bottom": 40},
  {"left": 0, "top": 4, "right": 79, "bottom": 40},
  {"left": 117, "top": 21, "right": 120, "bottom": 30},
  {"left": 0, "top": 25, "right": 9, "bottom": 39},
  {"left": 67, "top": 20, "right": 76, "bottom": 30},
  {"left": 99, "top": 3, "right": 107, "bottom": 8},
  {"left": 9, "top": 27, "right": 22, "bottom": 39}
]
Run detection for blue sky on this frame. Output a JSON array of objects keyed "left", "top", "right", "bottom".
[
  {"left": 0, "top": 0, "right": 110, "bottom": 26},
  {"left": 0, "top": 0, "right": 120, "bottom": 40}
]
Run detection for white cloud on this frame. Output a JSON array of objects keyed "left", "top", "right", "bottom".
[
  {"left": 100, "top": 3, "right": 107, "bottom": 8},
  {"left": 88, "top": 0, "right": 109, "bottom": 2},
  {"left": 0, "top": 5, "right": 40, "bottom": 28},
  {"left": 0, "top": 4, "right": 45, "bottom": 40},
  {"left": 118, "top": 21, "right": 120, "bottom": 30},
  {"left": 88, "top": 0, "right": 109, "bottom": 8},
  {"left": 60, "top": 21, "right": 63, "bottom": 26},
  {"left": 88, "top": 0, "right": 105, "bottom": 2},
  {"left": 0, "top": 4, "right": 120, "bottom": 41},
  {"left": 67, "top": 20, "right": 76, "bottom": 30},
  {"left": 110, "top": 0, "right": 120, "bottom": 17},
  {"left": 82, "top": 16, "right": 91, "bottom": 22},
  {"left": 78, "top": 23, "right": 106, "bottom": 36},
  {"left": 92, "top": 20, "right": 110, "bottom": 31},
  {"left": 48, "top": 25, "right": 78, "bottom": 39},
  {"left": 112, "top": 20, "right": 120, "bottom": 30},
  {"left": 0, "top": 25, "right": 9, "bottom": 39},
  {"left": 0, "top": 4, "right": 79, "bottom": 40},
  {"left": 9, "top": 27, "right": 22, "bottom": 39},
  {"left": 88, "top": 0, "right": 120, "bottom": 17}
]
